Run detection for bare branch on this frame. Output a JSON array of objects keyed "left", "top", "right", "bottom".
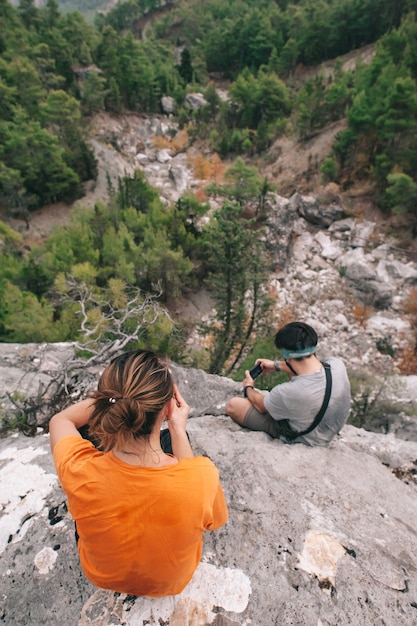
[{"left": 1, "top": 281, "right": 173, "bottom": 434}]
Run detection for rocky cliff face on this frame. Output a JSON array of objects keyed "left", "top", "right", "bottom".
[
  {"left": 83, "top": 113, "right": 417, "bottom": 388},
  {"left": 1, "top": 345, "right": 417, "bottom": 626}
]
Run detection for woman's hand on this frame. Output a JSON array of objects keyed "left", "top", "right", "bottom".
[
  {"left": 167, "top": 385, "right": 190, "bottom": 430},
  {"left": 167, "top": 385, "right": 193, "bottom": 458}
]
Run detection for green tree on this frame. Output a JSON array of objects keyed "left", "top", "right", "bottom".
[
  {"left": 32, "top": 42, "right": 64, "bottom": 91},
  {"left": 80, "top": 70, "right": 108, "bottom": 114},
  {"left": 332, "top": 19, "right": 417, "bottom": 194},
  {"left": 168, "top": 195, "right": 208, "bottom": 259},
  {"left": 0, "top": 76, "right": 17, "bottom": 121},
  {"left": 116, "top": 170, "right": 160, "bottom": 213},
  {"left": 202, "top": 201, "right": 272, "bottom": 374},
  {"left": 321, "top": 156, "right": 338, "bottom": 183},
  {"left": 106, "top": 33, "right": 160, "bottom": 112},
  {"left": 39, "top": 90, "right": 97, "bottom": 182},
  {"left": 106, "top": 76, "right": 123, "bottom": 112},
  {"left": 0, "top": 161, "right": 29, "bottom": 222},
  {"left": 38, "top": 211, "right": 99, "bottom": 280},
  {"left": 296, "top": 75, "right": 327, "bottom": 137},
  {"left": 385, "top": 172, "right": 417, "bottom": 216},
  {"left": 100, "top": 223, "right": 137, "bottom": 284},
  {"left": 374, "top": 75, "right": 417, "bottom": 183},
  {"left": 58, "top": 11, "right": 98, "bottom": 65},
  {"left": 0, "top": 281, "right": 62, "bottom": 342},
  {"left": 177, "top": 47, "right": 193, "bottom": 84},
  {"left": 0, "top": 113, "right": 80, "bottom": 205},
  {"left": 18, "top": 0, "right": 40, "bottom": 31},
  {"left": 42, "top": 0, "right": 60, "bottom": 28},
  {"left": 277, "top": 37, "right": 298, "bottom": 76},
  {"left": 209, "top": 157, "right": 267, "bottom": 210},
  {"left": 1, "top": 56, "right": 45, "bottom": 117},
  {"left": 137, "top": 229, "right": 194, "bottom": 301}
]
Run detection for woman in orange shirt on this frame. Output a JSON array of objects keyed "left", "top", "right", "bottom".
[{"left": 49, "top": 350, "right": 228, "bottom": 597}]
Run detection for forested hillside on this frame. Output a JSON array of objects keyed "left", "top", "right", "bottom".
[{"left": 1, "top": 0, "right": 417, "bottom": 376}]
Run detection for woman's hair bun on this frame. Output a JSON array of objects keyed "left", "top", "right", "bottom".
[{"left": 87, "top": 350, "right": 173, "bottom": 450}]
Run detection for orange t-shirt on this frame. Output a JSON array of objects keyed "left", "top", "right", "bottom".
[{"left": 53, "top": 436, "right": 228, "bottom": 597}]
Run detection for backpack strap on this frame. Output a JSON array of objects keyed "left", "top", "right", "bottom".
[{"left": 285, "top": 362, "right": 332, "bottom": 440}]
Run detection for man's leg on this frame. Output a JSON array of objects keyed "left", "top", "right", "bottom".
[
  {"left": 226, "top": 397, "right": 284, "bottom": 438},
  {"left": 226, "top": 397, "right": 252, "bottom": 426}
]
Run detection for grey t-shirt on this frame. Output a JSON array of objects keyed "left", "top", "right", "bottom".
[{"left": 263, "top": 356, "right": 351, "bottom": 446}]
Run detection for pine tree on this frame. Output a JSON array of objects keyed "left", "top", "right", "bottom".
[{"left": 202, "top": 201, "right": 272, "bottom": 374}]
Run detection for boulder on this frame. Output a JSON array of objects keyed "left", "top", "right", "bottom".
[
  {"left": 184, "top": 93, "right": 208, "bottom": 110},
  {"left": 168, "top": 164, "right": 188, "bottom": 194},
  {"left": 264, "top": 194, "right": 298, "bottom": 270},
  {"left": 376, "top": 259, "right": 417, "bottom": 284},
  {"left": 161, "top": 96, "right": 176, "bottom": 114},
  {"left": 289, "top": 192, "right": 346, "bottom": 227},
  {"left": 315, "top": 231, "right": 344, "bottom": 259},
  {"left": 156, "top": 148, "right": 172, "bottom": 163},
  {"left": 349, "top": 220, "right": 375, "bottom": 248}
]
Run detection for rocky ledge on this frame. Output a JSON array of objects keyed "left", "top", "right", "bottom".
[{"left": 1, "top": 347, "right": 417, "bottom": 626}]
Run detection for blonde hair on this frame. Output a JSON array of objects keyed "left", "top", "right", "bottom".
[{"left": 88, "top": 350, "right": 173, "bottom": 451}]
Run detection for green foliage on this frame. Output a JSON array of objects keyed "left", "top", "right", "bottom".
[
  {"left": 95, "top": 29, "right": 180, "bottom": 113},
  {"left": 201, "top": 200, "right": 273, "bottom": 375},
  {"left": 0, "top": 114, "right": 81, "bottom": 205},
  {"left": 2, "top": 0, "right": 417, "bottom": 364},
  {"left": 0, "top": 390, "right": 37, "bottom": 436},
  {"left": 207, "top": 157, "right": 270, "bottom": 213},
  {"left": 348, "top": 370, "right": 406, "bottom": 433},
  {"left": 321, "top": 157, "right": 338, "bottom": 183},
  {"left": 177, "top": 48, "right": 193, "bottom": 85},
  {"left": 332, "top": 16, "right": 417, "bottom": 201},
  {"left": 168, "top": 195, "right": 209, "bottom": 260},
  {"left": 55, "top": 275, "right": 185, "bottom": 360},
  {"left": 137, "top": 230, "right": 194, "bottom": 301},
  {"left": 116, "top": 170, "right": 160, "bottom": 213},
  {"left": 0, "top": 220, "right": 23, "bottom": 250},
  {"left": 229, "top": 69, "right": 291, "bottom": 129},
  {"left": 80, "top": 70, "right": 109, "bottom": 114},
  {"left": 296, "top": 65, "right": 355, "bottom": 138},
  {"left": 385, "top": 172, "right": 417, "bottom": 215},
  {"left": 210, "top": 68, "right": 292, "bottom": 154},
  {"left": 231, "top": 335, "right": 287, "bottom": 390},
  {"left": 35, "top": 176, "right": 195, "bottom": 301},
  {"left": 0, "top": 281, "right": 64, "bottom": 342},
  {"left": 375, "top": 336, "right": 396, "bottom": 357},
  {"left": 0, "top": 3, "right": 99, "bottom": 208},
  {"left": 0, "top": 170, "right": 202, "bottom": 343},
  {"left": 155, "top": 0, "right": 410, "bottom": 81},
  {"left": 1, "top": 0, "right": 415, "bottom": 212}
]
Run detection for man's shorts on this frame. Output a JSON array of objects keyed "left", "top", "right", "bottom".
[{"left": 243, "top": 406, "right": 296, "bottom": 439}]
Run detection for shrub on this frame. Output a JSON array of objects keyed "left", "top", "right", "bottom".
[
  {"left": 320, "top": 157, "right": 338, "bottom": 183},
  {"left": 348, "top": 370, "right": 406, "bottom": 433}
]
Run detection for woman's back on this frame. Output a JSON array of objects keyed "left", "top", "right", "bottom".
[{"left": 54, "top": 436, "right": 227, "bottom": 597}]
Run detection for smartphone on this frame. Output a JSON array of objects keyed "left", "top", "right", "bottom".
[{"left": 249, "top": 363, "right": 263, "bottom": 379}]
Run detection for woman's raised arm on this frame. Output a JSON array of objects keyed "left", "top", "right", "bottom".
[{"left": 49, "top": 398, "right": 95, "bottom": 451}]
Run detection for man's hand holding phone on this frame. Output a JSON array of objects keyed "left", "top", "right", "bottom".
[{"left": 249, "top": 362, "right": 263, "bottom": 379}]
